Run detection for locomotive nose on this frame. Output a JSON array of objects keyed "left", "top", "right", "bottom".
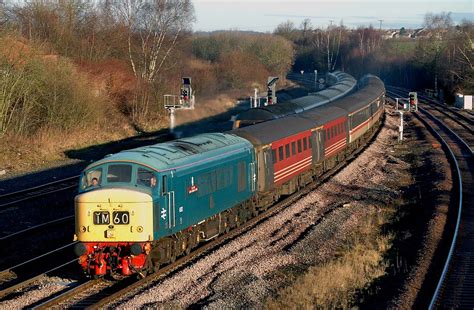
[{"left": 74, "top": 188, "right": 153, "bottom": 242}]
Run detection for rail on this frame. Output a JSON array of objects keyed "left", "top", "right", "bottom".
[{"left": 414, "top": 108, "right": 464, "bottom": 309}]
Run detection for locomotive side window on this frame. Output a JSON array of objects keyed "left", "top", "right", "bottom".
[
  {"left": 107, "top": 164, "right": 132, "bottom": 183},
  {"left": 162, "top": 175, "right": 167, "bottom": 195},
  {"left": 137, "top": 168, "right": 156, "bottom": 188}
]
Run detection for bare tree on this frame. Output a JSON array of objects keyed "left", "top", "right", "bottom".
[
  {"left": 0, "top": 0, "right": 6, "bottom": 26},
  {"left": 324, "top": 23, "right": 345, "bottom": 71},
  {"left": 424, "top": 11, "right": 453, "bottom": 33},
  {"left": 274, "top": 20, "right": 297, "bottom": 41},
  {"left": 111, "top": 0, "right": 194, "bottom": 83}
]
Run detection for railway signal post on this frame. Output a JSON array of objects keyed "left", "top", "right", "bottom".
[
  {"left": 164, "top": 77, "right": 195, "bottom": 134},
  {"left": 250, "top": 76, "right": 279, "bottom": 108},
  {"left": 398, "top": 110, "right": 404, "bottom": 142},
  {"left": 394, "top": 91, "right": 418, "bottom": 142},
  {"left": 409, "top": 92, "right": 418, "bottom": 112},
  {"left": 267, "top": 76, "right": 279, "bottom": 105}
]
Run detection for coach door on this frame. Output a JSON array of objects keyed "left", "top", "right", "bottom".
[
  {"left": 311, "top": 129, "right": 324, "bottom": 163},
  {"left": 263, "top": 147, "right": 274, "bottom": 189},
  {"left": 161, "top": 173, "right": 176, "bottom": 231}
]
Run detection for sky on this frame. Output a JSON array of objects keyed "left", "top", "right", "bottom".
[{"left": 192, "top": 0, "right": 473, "bottom": 32}]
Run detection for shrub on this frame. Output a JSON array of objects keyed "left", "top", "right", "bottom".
[
  {"left": 192, "top": 32, "right": 294, "bottom": 77},
  {"left": 0, "top": 36, "right": 106, "bottom": 136}
]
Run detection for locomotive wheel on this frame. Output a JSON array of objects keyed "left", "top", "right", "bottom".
[
  {"left": 251, "top": 206, "right": 258, "bottom": 217},
  {"left": 169, "top": 241, "right": 177, "bottom": 263},
  {"left": 184, "top": 237, "right": 192, "bottom": 255}
]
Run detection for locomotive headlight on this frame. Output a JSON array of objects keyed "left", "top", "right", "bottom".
[{"left": 136, "top": 226, "right": 144, "bottom": 233}]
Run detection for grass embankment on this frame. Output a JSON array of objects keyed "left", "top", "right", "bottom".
[{"left": 266, "top": 205, "right": 396, "bottom": 309}]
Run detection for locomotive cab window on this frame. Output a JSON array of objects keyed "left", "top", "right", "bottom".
[
  {"left": 107, "top": 164, "right": 132, "bottom": 183},
  {"left": 81, "top": 168, "right": 103, "bottom": 190}
]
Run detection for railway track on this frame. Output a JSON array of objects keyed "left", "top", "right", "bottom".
[
  {"left": 416, "top": 93, "right": 474, "bottom": 125},
  {"left": 386, "top": 88, "right": 474, "bottom": 308},
  {"left": 0, "top": 242, "right": 77, "bottom": 300},
  {"left": 0, "top": 175, "right": 79, "bottom": 208},
  {"left": 0, "top": 215, "right": 74, "bottom": 242},
  {"left": 413, "top": 107, "right": 474, "bottom": 309},
  {"left": 386, "top": 88, "right": 473, "bottom": 156},
  {"left": 31, "top": 110, "right": 385, "bottom": 309}
]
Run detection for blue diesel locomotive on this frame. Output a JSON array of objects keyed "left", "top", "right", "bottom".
[{"left": 74, "top": 133, "right": 255, "bottom": 276}]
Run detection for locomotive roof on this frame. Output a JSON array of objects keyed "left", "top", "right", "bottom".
[{"left": 86, "top": 133, "right": 252, "bottom": 172}]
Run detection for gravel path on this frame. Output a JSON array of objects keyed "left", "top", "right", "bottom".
[
  {"left": 0, "top": 277, "right": 76, "bottom": 309},
  {"left": 118, "top": 108, "right": 406, "bottom": 309}
]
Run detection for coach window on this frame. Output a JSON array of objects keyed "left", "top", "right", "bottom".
[
  {"left": 291, "top": 142, "right": 296, "bottom": 155},
  {"left": 285, "top": 144, "right": 290, "bottom": 158},
  {"left": 297, "top": 140, "right": 302, "bottom": 153},
  {"left": 272, "top": 149, "right": 277, "bottom": 163},
  {"left": 107, "top": 164, "right": 132, "bottom": 183},
  {"left": 278, "top": 146, "right": 284, "bottom": 161},
  {"left": 309, "top": 137, "right": 312, "bottom": 148},
  {"left": 303, "top": 138, "right": 307, "bottom": 150}
]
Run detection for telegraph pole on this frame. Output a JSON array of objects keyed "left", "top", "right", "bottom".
[{"left": 378, "top": 19, "right": 383, "bottom": 31}]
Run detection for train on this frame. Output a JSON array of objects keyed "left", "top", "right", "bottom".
[
  {"left": 73, "top": 74, "right": 385, "bottom": 278},
  {"left": 233, "top": 71, "right": 356, "bottom": 128}
]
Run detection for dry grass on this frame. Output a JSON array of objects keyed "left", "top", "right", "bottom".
[
  {"left": 0, "top": 110, "right": 135, "bottom": 174},
  {"left": 266, "top": 206, "right": 393, "bottom": 309}
]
